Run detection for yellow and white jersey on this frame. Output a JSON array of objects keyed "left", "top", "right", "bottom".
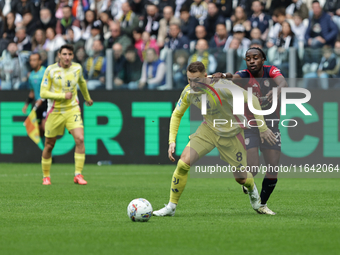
[
  {"left": 40, "top": 62, "right": 91, "bottom": 113},
  {"left": 169, "top": 79, "right": 268, "bottom": 143}
]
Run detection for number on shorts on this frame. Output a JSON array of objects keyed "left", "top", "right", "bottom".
[
  {"left": 236, "top": 152, "right": 243, "bottom": 162},
  {"left": 74, "top": 114, "right": 80, "bottom": 122}
]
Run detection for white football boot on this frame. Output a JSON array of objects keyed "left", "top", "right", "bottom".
[
  {"left": 248, "top": 184, "right": 261, "bottom": 211},
  {"left": 257, "top": 204, "right": 276, "bottom": 215},
  {"left": 153, "top": 203, "right": 176, "bottom": 216}
]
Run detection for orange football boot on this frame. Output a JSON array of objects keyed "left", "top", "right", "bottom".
[{"left": 74, "top": 174, "right": 87, "bottom": 185}]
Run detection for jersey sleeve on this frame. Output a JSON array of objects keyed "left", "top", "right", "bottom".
[
  {"left": 169, "top": 86, "right": 190, "bottom": 144},
  {"left": 40, "top": 66, "right": 65, "bottom": 100},
  {"left": 78, "top": 65, "right": 91, "bottom": 101},
  {"left": 269, "top": 66, "right": 283, "bottom": 79},
  {"left": 235, "top": 69, "right": 249, "bottom": 78}
]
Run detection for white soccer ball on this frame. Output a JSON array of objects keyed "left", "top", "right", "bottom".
[{"left": 127, "top": 198, "right": 153, "bottom": 222}]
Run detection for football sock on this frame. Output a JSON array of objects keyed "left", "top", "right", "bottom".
[
  {"left": 41, "top": 157, "right": 52, "bottom": 177},
  {"left": 243, "top": 171, "right": 255, "bottom": 192},
  {"left": 169, "top": 159, "right": 190, "bottom": 204},
  {"left": 260, "top": 178, "right": 278, "bottom": 204},
  {"left": 74, "top": 153, "right": 85, "bottom": 176}
]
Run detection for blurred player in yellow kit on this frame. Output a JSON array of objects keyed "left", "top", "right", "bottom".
[
  {"left": 153, "top": 62, "right": 277, "bottom": 216},
  {"left": 40, "top": 44, "right": 93, "bottom": 185}
]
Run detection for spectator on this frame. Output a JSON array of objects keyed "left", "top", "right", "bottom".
[
  {"left": 83, "top": 40, "right": 106, "bottom": 90},
  {"left": 0, "top": 42, "right": 29, "bottom": 90},
  {"left": 249, "top": 0, "right": 270, "bottom": 41},
  {"left": 211, "top": 0, "right": 233, "bottom": 18},
  {"left": 142, "top": 3, "right": 161, "bottom": 37},
  {"left": 204, "top": 2, "right": 225, "bottom": 41},
  {"left": 250, "top": 27, "right": 263, "bottom": 44},
  {"left": 105, "top": 21, "right": 132, "bottom": 51},
  {"left": 14, "top": 26, "right": 32, "bottom": 51},
  {"left": 303, "top": 45, "right": 338, "bottom": 89},
  {"left": 56, "top": 5, "right": 81, "bottom": 36},
  {"left": 133, "top": 27, "right": 144, "bottom": 49},
  {"left": 136, "top": 31, "right": 160, "bottom": 61},
  {"left": 173, "top": 49, "right": 189, "bottom": 89},
  {"left": 323, "top": 0, "right": 340, "bottom": 30},
  {"left": 12, "top": 0, "right": 37, "bottom": 17},
  {"left": 0, "top": 0, "right": 13, "bottom": 16},
  {"left": 165, "top": 22, "right": 190, "bottom": 50},
  {"left": 231, "top": 6, "right": 251, "bottom": 35},
  {"left": 138, "top": 48, "right": 166, "bottom": 90},
  {"left": 45, "top": 27, "right": 66, "bottom": 52},
  {"left": 209, "top": 23, "right": 228, "bottom": 50},
  {"left": 81, "top": 10, "right": 97, "bottom": 41},
  {"left": 305, "top": 0, "right": 339, "bottom": 48},
  {"left": 130, "top": 0, "right": 147, "bottom": 18},
  {"left": 37, "top": 8, "right": 57, "bottom": 31},
  {"left": 37, "top": 0, "right": 56, "bottom": 15},
  {"left": 286, "top": 0, "right": 309, "bottom": 20},
  {"left": 110, "top": 0, "right": 125, "bottom": 20},
  {"left": 291, "top": 12, "right": 307, "bottom": 42},
  {"left": 90, "top": 0, "right": 110, "bottom": 17},
  {"left": 119, "top": 2, "right": 139, "bottom": 38},
  {"left": 99, "top": 10, "right": 112, "bottom": 41},
  {"left": 3, "top": 12, "right": 16, "bottom": 41},
  {"left": 267, "top": 7, "right": 286, "bottom": 48},
  {"left": 31, "top": 28, "right": 47, "bottom": 52},
  {"left": 190, "top": 0, "right": 208, "bottom": 25},
  {"left": 65, "top": 27, "right": 84, "bottom": 53},
  {"left": 179, "top": 5, "right": 199, "bottom": 41},
  {"left": 334, "top": 40, "right": 340, "bottom": 77},
  {"left": 268, "top": 0, "right": 292, "bottom": 16},
  {"left": 268, "top": 20, "right": 297, "bottom": 76},
  {"left": 190, "top": 25, "right": 208, "bottom": 51},
  {"left": 123, "top": 46, "right": 143, "bottom": 89},
  {"left": 189, "top": 39, "right": 217, "bottom": 74},
  {"left": 224, "top": 24, "right": 251, "bottom": 56},
  {"left": 112, "top": 43, "right": 127, "bottom": 89},
  {"left": 74, "top": 46, "right": 88, "bottom": 66},
  {"left": 85, "top": 21, "right": 102, "bottom": 56},
  {"left": 157, "top": 0, "right": 176, "bottom": 18},
  {"left": 158, "top": 6, "right": 180, "bottom": 48},
  {"left": 22, "top": 10, "right": 35, "bottom": 37}
]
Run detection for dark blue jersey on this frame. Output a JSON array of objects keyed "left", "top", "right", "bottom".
[{"left": 235, "top": 65, "right": 283, "bottom": 127}]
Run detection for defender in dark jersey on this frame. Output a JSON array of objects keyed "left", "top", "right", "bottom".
[{"left": 213, "top": 47, "right": 288, "bottom": 215}]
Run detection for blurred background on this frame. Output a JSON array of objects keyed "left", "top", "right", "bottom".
[{"left": 0, "top": 0, "right": 339, "bottom": 164}]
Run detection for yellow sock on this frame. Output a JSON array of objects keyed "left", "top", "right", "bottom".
[
  {"left": 243, "top": 171, "right": 255, "bottom": 192},
  {"left": 169, "top": 159, "right": 190, "bottom": 204},
  {"left": 74, "top": 153, "right": 85, "bottom": 175},
  {"left": 41, "top": 157, "right": 52, "bottom": 177}
]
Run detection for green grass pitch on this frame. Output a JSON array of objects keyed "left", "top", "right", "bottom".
[{"left": 0, "top": 163, "right": 339, "bottom": 255}]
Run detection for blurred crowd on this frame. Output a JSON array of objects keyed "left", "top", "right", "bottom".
[{"left": 0, "top": 0, "right": 340, "bottom": 90}]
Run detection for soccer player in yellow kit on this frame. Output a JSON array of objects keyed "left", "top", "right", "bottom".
[
  {"left": 40, "top": 45, "right": 93, "bottom": 185},
  {"left": 153, "top": 62, "right": 277, "bottom": 216}
]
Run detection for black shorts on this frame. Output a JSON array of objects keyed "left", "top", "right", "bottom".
[
  {"left": 35, "top": 100, "right": 47, "bottom": 124},
  {"left": 244, "top": 126, "right": 281, "bottom": 152}
]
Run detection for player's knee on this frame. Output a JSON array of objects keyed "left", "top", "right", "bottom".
[
  {"left": 75, "top": 135, "right": 84, "bottom": 145},
  {"left": 180, "top": 154, "right": 191, "bottom": 166},
  {"left": 235, "top": 178, "right": 246, "bottom": 185},
  {"left": 45, "top": 142, "right": 55, "bottom": 152}
]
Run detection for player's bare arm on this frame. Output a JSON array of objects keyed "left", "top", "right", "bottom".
[{"left": 267, "top": 76, "right": 288, "bottom": 103}]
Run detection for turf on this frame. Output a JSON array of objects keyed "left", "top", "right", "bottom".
[{"left": 0, "top": 163, "right": 339, "bottom": 255}]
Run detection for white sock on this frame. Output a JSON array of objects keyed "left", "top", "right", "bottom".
[{"left": 168, "top": 202, "right": 177, "bottom": 209}]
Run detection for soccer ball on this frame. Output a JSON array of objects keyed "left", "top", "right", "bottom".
[{"left": 127, "top": 198, "right": 153, "bottom": 222}]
